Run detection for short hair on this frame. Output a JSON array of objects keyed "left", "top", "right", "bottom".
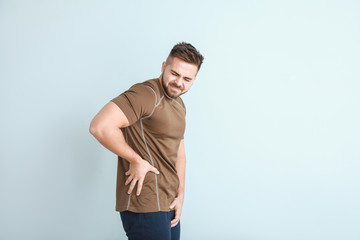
[{"left": 168, "top": 42, "right": 204, "bottom": 71}]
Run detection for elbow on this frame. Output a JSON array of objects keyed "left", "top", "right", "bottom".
[
  {"left": 89, "top": 124, "right": 97, "bottom": 136},
  {"left": 89, "top": 121, "right": 103, "bottom": 138}
]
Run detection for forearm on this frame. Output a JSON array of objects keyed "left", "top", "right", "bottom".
[
  {"left": 176, "top": 140, "right": 186, "bottom": 199},
  {"left": 176, "top": 161, "right": 186, "bottom": 199},
  {"left": 91, "top": 126, "right": 141, "bottom": 164}
]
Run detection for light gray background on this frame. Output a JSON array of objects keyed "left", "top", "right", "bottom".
[{"left": 1, "top": 0, "right": 359, "bottom": 239}]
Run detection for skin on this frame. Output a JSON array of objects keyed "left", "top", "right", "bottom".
[
  {"left": 170, "top": 139, "right": 186, "bottom": 227},
  {"left": 89, "top": 56, "right": 199, "bottom": 227},
  {"left": 160, "top": 57, "right": 198, "bottom": 227},
  {"left": 160, "top": 56, "right": 198, "bottom": 98}
]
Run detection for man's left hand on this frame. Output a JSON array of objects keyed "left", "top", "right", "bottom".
[{"left": 169, "top": 195, "right": 184, "bottom": 227}]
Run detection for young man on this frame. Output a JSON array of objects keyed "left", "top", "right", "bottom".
[{"left": 89, "top": 42, "right": 204, "bottom": 240}]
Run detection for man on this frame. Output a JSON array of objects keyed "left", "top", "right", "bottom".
[{"left": 89, "top": 42, "right": 204, "bottom": 240}]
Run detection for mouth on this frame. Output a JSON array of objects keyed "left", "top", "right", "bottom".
[{"left": 169, "top": 85, "right": 181, "bottom": 92}]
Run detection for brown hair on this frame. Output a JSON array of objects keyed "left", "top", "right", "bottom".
[{"left": 168, "top": 42, "right": 204, "bottom": 71}]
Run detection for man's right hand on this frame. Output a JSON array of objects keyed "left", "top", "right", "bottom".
[
  {"left": 89, "top": 102, "right": 160, "bottom": 196},
  {"left": 125, "top": 158, "right": 160, "bottom": 196}
]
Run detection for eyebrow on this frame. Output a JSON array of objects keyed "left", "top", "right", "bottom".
[{"left": 171, "top": 70, "right": 193, "bottom": 81}]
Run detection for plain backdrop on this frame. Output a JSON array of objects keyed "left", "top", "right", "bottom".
[{"left": 1, "top": 0, "right": 359, "bottom": 239}]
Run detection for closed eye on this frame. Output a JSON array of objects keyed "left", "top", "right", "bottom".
[
  {"left": 171, "top": 70, "right": 193, "bottom": 82},
  {"left": 171, "top": 71, "right": 179, "bottom": 76}
]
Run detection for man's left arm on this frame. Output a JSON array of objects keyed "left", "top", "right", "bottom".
[{"left": 170, "top": 139, "right": 186, "bottom": 228}]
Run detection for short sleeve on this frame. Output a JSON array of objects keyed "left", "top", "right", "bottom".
[{"left": 111, "top": 83, "right": 156, "bottom": 125}]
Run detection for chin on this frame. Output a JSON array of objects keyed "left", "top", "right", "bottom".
[
  {"left": 165, "top": 88, "right": 181, "bottom": 98},
  {"left": 169, "top": 93, "right": 181, "bottom": 99}
]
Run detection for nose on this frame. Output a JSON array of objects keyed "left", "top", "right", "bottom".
[{"left": 174, "top": 77, "right": 183, "bottom": 87}]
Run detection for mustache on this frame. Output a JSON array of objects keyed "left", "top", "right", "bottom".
[{"left": 169, "top": 82, "right": 183, "bottom": 90}]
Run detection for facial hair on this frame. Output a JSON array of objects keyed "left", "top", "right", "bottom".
[{"left": 161, "top": 74, "right": 184, "bottom": 99}]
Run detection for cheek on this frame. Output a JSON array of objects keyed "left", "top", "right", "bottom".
[
  {"left": 183, "top": 82, "right": 193, "bottom": 91},
  {"left": 164, "top": 73, "right": 176, "bottom": 84}
]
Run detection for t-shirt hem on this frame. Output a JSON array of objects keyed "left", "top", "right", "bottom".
[{"left": 116, "top": 205, "right": 173, "bottom": 213}]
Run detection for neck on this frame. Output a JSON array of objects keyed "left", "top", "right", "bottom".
[{"left": 159, "top": 75, "right": 172, "bottom": 99}]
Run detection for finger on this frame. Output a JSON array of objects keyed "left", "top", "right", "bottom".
[
  {"left": 136, "top": 178, "right": 144, "bottom": 196},
  {"left": 150, "top": 166, "right": 160, "bottom": 175},
  {"left": 171, "top": 219, "right": 179, "bottom": 228},
  {"left": 169, "top": 200, "right": 176, "bottom": 210},
  {"left": 127, "top": 179, "right": 137, "bottom": 195},
  {"left": 125, "top": 175, "right": 133, "bottom": 186},
  {"left": 125, "top": 171, "right": 130, "bottom": 176},
  {"left": 174, "top": 208, "right": 180, "bottom": 221},
  {"left": 171, "top": 220, "right": 178, "bottom": 227}
]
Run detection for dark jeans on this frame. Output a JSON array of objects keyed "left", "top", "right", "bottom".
[{"left": 120, "top": 210, "right": 181, "bottom": 240}]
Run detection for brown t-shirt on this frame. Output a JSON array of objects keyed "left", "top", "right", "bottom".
[{"left": 110, "top": 78, "right": 186, "bottom": 213}]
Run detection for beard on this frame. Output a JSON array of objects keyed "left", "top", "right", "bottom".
[{"left": 161, "top": 75, "right": 184, "bottom": 99}]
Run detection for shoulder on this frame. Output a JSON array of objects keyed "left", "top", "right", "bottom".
[
  {"left": 129, "top": 80, "right": 155, "bottom": 94},
  {"left": 140, "top": 78, "right": 163, "bottom": 104},
  {"left": 142, "top": 78, "right": 161, "bottom": 95},
  {"left": 111, "top": 79, "right": 160, "bottom": 109},
  {"left": 110, "top": 79, "right": 161, "bottom": 123},
  {"left": 172, "top": 96, "right": 186, "bottom": 113},
  {"left": 176, "top": 97, "right": 186, "bottom": 108},
  {"left": 120, "top": 79, "right": 158, "bottom": 101}
]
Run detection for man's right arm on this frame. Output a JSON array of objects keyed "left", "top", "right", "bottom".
[
  {"left": 89, "top": 101, "right": 159, "bottom": 196},
  {"left": 89, "top": 101, "right": 136, "bottom": 161}
]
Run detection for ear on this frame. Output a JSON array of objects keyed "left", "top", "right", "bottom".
[{"left": 161, "top": 61, "right": 166, "bottom": 73}]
